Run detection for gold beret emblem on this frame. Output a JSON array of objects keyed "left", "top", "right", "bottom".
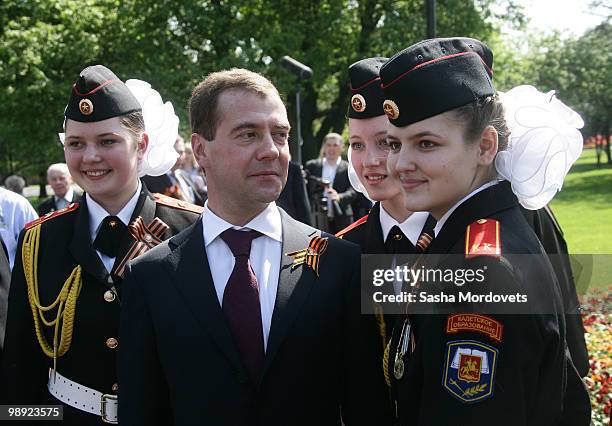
[
  {"left": 351, "top": 94, "right": 366, "bottom": 113},
  {"left": 383, "top": 100, "right": 399, "bottom": 120},
  {"left": 79, "top": 98, "right": 93, "bottom": 116}
]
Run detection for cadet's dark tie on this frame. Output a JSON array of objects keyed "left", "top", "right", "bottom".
[
  {"left": 385, "top": 225, "right": 414, "bottom": 253},
  {"left": 93, "top": 216, "right": 127, "bottom": 258},
  {"left": 221, "top": 228, "right": 264, "bottom": 384}
]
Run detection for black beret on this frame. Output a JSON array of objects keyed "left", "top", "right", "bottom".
[
  {"left": 65, "top": 65, "right": 141, "bottom": 122},
  {"left": 347, "top": 57, "right": 387, "bottom": 119},
  {"left": 379, "top": 37, "right": 495, "bottom": 127}
]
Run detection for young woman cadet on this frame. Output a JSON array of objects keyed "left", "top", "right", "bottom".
[
  {"left": 379, "top": 38, "right": 590, "bottom": 425},
  {"left": 0, "top": 65, "right": 202, "bottom": 424},
  {"left": 337, "top": 56, "right": 435, "bottom": 375}
]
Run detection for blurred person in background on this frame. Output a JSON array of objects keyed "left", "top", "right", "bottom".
[
  {"left": 4, "top": 175, "right": 26, "bottom": 195},
  {"left": 143, "top": 136, "right": 205, "bottom": 206},
  {"left": 37, "top": 163, "right": 82, "bottom": 215},
  {"left": 0, "top": 186, "right": 38, "bottom": 270},
  {"left": 305, "top": 133, "right": 357, "bottom": 233}
]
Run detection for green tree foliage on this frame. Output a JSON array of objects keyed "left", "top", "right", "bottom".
[
  {"left": 496, "top": 20, "right": 611, "bottom": 161},
  {"left": 0, "top": 0, "right": 121, "bottom": 182},
  {"left": 0, "top": 0, "right": 544, "bottom": 182}
]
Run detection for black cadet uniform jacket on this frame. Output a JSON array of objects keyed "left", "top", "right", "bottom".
[
  {"left": 388, "top": 182, "right": 590, "bottom": 426},
  {"left": 337, "top": 203, "right": 435, "bottom": 349},
  {"left": 336, "top": 203, "right": 434, "bottom": 423},
  {"left": 0, "top": 185, "right": 202, "bottom": 425}
]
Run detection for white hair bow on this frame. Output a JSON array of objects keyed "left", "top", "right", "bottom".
[{"left": 496, "top": 85, "right": 584, "bottom": 210}]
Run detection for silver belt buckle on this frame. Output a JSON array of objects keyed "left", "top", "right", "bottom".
[{"left": 101, "top": 393, "right": 118, "bottom": 424}]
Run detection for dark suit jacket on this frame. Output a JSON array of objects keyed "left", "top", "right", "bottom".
[
  {"left": 118, "top": 210, "right": 390, "bottom": 426},
  {"left": 305, "top": 158, "right": 357, "bottom": 230},
  {"left": 276, "top": 161, "right": 312, "bottom": 225},
  {"left": 37, "top": 189, "right": 82, "bottom": 216}
]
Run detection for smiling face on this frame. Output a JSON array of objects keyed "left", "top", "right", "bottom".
[
  {"left": 386, "top": 111, "right": 497, "bottom": 219},
  {"left": 192, "top": 89, "right": 290, "bottom": 224},
  {"left": 64, "top": 117, "right": 147, "bottom": 214},
  {"left": 348, "top": 115, "right": 402, "bottom": 202}
]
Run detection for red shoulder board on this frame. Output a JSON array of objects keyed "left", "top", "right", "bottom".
[
  {"left": 153, "top": 193, "right": 204, "bottom": 214},
  {"left": 465, "top": 218, "right": 501, "bottom": 259},
  {"left": 335, "top": 214, "right": 368, "bottom": 239},
  {"left": 25, "top": 202, "right": 79, "bottom": 230}
]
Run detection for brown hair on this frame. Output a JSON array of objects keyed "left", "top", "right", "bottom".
[
  {"left": 189, "top": 68, "right": 281, "bottom": 141},
  {"left": 451, "top": 94, "right": 509, "bottom": 152}
]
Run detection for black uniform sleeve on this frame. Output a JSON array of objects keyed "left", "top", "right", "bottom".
[{"left": 0, "top": 239, "right": 10, "bottom": 361}]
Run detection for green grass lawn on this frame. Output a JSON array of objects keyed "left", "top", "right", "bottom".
[{"left": 549, "top": 148, "right": 612, "bottom": 291}]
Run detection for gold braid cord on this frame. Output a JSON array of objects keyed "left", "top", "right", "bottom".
[
  {"left": 373, "top": 303, "right": 391, "bottom": 387},
  {"left": 22, "top": 225, "right": 82, "bottom": 363},
  {"left": 383, "top": 338, "right": 392, "bottom": 388}
]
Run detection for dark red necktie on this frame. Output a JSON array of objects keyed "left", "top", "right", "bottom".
[{"left": 220, "top": 228, "right": 264, "bottom": 384}]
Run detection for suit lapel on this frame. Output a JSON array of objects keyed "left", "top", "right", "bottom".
[
  {"left": 164, "top": 220, "right": 246, "bottom": 376},
  {"left": 263, "top": 211, "right": 318, "bottom": 375},
  {"left": 67, "top": 199, "right": 109, "bottom": 284},
  {"left": 332, "top": 160, "right": 346, "bottom": 190}
]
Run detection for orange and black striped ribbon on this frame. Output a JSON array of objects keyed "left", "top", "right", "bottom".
[
  {"left": 114, "top": 216, "right": 170, "bottom": 277},
  {"left": 286, "top": 236, "right": 328, "bottom": 277},
  {"left": 415, "top": 232, "right": 433, "bottom": 252}
]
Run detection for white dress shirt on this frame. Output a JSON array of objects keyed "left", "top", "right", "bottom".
[
  {"left": 379, "top": 205, "right": 430, "bottom": 295},
  {"left": 379, "top": 205, "right": 430, "bottom": 246},
  {"left": 202, "top": 202, "right": 282, "bottom": 351},
  {"left": 0, "top": 187, "right": 38, "bottom": 269},
  {"left": 87, "top": 182, "right": 142, "bottom": 273},
  {"left": 322, "top": 157, "right": 341, "bottom": 217},
  {"left": 434, "top": 180, "right": 500, "bottom": 237}
]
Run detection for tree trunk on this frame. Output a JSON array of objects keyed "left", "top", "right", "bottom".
[{"left": 39, "top": 170, "right": 47, "bottom": 198}]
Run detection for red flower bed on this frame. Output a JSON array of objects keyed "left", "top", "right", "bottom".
[{"left": 582, "top": 286, "right": 611, "bottom": 425}]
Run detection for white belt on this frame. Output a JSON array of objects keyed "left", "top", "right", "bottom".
[{"left": 47, "top": 369, "right": 118, "bottom": 424}]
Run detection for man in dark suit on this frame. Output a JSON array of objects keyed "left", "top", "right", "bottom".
[
  {"left": 37, "top": 163, "right": 82, "bottom": 215},
  {"left": 118, "top": 69, "right": 390, "bottom": 425},
  {"left": 305, "top": 133, "right": 357, "bottom": 233}
]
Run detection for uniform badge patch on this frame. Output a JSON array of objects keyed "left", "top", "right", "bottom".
[
  {"left": 446, "top": 314, "right": 504, "bottom": 342},
  {"left": 443, "top": 340, "right": 497, "bottom": 403}
]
